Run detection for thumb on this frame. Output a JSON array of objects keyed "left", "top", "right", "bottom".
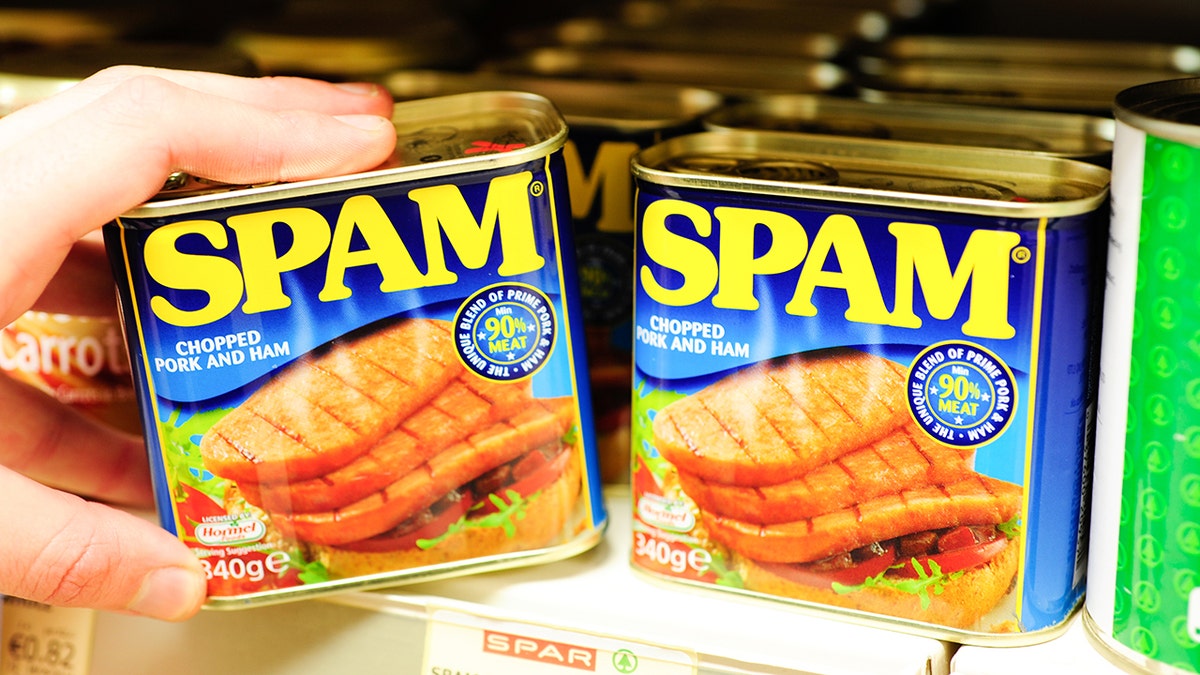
[{"left": 0, "top": 466, "right": 205, "bottom": 621}]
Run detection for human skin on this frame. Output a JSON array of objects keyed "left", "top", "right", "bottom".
[{"left": 0, "top": 66, "right": 398, "bottom": 621}]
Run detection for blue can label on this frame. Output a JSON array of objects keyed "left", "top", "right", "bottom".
[
  {"left": 107, "top": 148, "right": 606, "bottom": 604},
  {"left": 630, "top": 181, "right": 1101, "bottom": 638}
]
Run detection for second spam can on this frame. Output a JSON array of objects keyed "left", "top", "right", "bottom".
[
  {"left": 630, "top": 131, "right": 1110, "bottom": 643},
  {"left": 1085, "top": 77, "right": 1200, "bottom": 674},
  {"left": 703, "top": 94, "right": 1115, "bottom": 165},
  {"left": 104, "top": 92, "right": 606, "bottom": 608}
]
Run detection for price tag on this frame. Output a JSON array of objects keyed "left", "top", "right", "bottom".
[
  {"left": 423, "top": 609, "right": 696, "bottom": 675},
  {"left": 0, "top": 598, "right": 94, "bottom": 675}
]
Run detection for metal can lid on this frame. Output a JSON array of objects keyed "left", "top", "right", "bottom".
[
  {"left": 0, "top": 42, "right": 260, "bottom": 115},
  {"left": 127, "top": 91, "right": 568, "bottom": 214},
  {"left": 1114, "top": 77, "right": 1200, "bottom": 143},
  {"left": 661, "top": 154, "right": 840, "bottom": 184},
  {"left": 0, "top": 8, "right": 143, "bottom": 47},
  {"left": 619, "top": 0, "right": 892, "bottom": 42},
  {"left": 226, "top": 6, "right": 474, "bottom": 78},
  {"left": 508, "top": 16, "right": 845, "bottom": 60},
  {"left": 618, "top": 0, "right": 929, "bottom": 21},
  {"left": 704, "top": 94, "right": 1114, "bottom": 161},
  {"left": 487, "top": 47, "right": 846, "bottom": 97},
  {"left": 633, "top": 130, "right": 1110, "bottom": 217},
  {"left": 856, "top": 58, "right": 1185, "bottom": 114},
  {"left": 385, "top": 70, "right": 723, "bottom": 131},
  {"left": 872, "top": 35, "right": 1200, "bottom": 73},
  {"left": 0, "top": 41, "right": 259, "bottom": 80}
]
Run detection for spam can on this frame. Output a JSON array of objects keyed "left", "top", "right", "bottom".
[
  {"left": 104, "top": 92, "right": 606, "bottom": 608},
  {"left": 1085, "top": 77, "right": 1200, "bottom": 674},
  {"left": 386, "top": 70, "right": 723, "bottom": 483},
  {"left": 630, "top": 131, "right": 1110, "bottom": 643}
]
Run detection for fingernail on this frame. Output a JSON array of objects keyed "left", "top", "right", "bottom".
[
  {"left": 334, "top": 81, "right": 382, "bottom": 96},
  {"left": 127, "top": 567, "right": 206, "bottom": 621},
  {"left": 335, "top": 114, "right": 392, "bottom": 131}
]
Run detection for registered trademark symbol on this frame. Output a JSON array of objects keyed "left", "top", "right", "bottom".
[
  {"left": 612, "top": 649, "right": 639, "bottom": 673},
  {"left": 530, "top": 180, "right": 544, "bottom": 197},
  {"left": 1011, "top": 246, "right": 1032, "bottom": 264}
]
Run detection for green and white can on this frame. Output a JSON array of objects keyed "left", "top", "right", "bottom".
[{"left": 1086, "top": 77, "right": 1200, "bottom": 674}]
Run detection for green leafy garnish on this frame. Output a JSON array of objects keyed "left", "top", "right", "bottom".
[
  {"left": 695, "top": 544, "right": 743, "bottom": 588},
  {"left": 158, "top": 406, "right": 233, "bottom": 502},
  {"left": 997, "top": 516, "right": 1022, "bottom": 539},
  {"left": 832, "top": 558, "right": 965, "bottom": 610},
  {"left": 416, "top": 489, "right": 536, "bottom": 550},
  {"left": 632, "top": 380, "right": 687, "bottom": 479},
  {"left": 562, "top": 423, "right": 581, "bottom": 447},
  {"left": 295, "top": 559, "right": 330, "bottom": 585}
]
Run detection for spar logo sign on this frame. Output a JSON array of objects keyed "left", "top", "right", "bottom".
[{"left": 483, "top": 630, "right": 597, "bottom": 671}]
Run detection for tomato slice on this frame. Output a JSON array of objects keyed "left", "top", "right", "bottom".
[
  {"left": 338, "top": 493, "right": 474, "bottom": 552},
  {"left": 891, "top": 535, "right": 1009, "bottom": 578},
  {"left": 761, "top": 542, "right": 898, "bottom": 588}
]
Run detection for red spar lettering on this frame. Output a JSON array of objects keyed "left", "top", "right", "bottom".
[{"left": 483, "top": 630, "right": 596, "bottom": 671}]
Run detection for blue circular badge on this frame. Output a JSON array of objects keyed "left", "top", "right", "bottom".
[
  {"left": 907, "top": 342, "right": 1017, "bottom": 447},
  {"left": 454, "top": 283, "right": 556, "bottom": 381}
]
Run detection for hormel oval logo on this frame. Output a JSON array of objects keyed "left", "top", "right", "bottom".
[
  {"left": 637, "top": 493, "right": 695, "bottom": 533},
  {"left": 194, "top": 516, "right": 267, "bottom": 546},
  {"left": 483, "top": 630, "right": 596, "bottom": 671}
]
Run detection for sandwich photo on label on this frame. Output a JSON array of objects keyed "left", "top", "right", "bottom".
[
  {"left": 652, "top": 347, "right": 1023, "bottom": 629},
  {"left": 198, "top": 317, "right": 586, "bottom": 579}
]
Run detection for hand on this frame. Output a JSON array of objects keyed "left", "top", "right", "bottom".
[{"left": 0, "top": 66, "right": 398, "bottom": 621}]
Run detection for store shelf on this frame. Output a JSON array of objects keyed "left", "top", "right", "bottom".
[
  {"left": 90, "top": 488, "right": 954, "bottom": 675},
  {"left": 84, "top": 494, "right": 1128, "bottom": 675}
]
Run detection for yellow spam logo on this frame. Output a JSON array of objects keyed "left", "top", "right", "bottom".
[
  {"left": 139, "top": 172, "right": 548, "bottom": 328},
  {"left": 639, "top": 199, "right": 1025, "bottom": 340}
]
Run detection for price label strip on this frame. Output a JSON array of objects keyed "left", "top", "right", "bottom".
[
  {"left": 0, "top": 598, "right": 95, "bottom": 675},
  {"left": 424, "top": 608, "right": 696, "bottom": 675}
]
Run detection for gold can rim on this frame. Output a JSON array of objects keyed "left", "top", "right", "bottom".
[{"left": 118, "top": 91, "right": 569, "bottom": 218}]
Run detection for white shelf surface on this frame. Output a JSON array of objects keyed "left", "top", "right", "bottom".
[{"left": 950, "top": 614, "right": 1128, "bottom": 675}]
